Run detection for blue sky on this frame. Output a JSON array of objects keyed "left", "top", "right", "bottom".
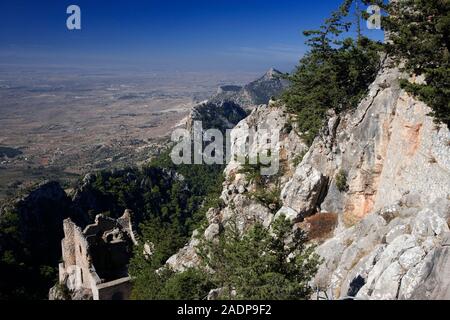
[{"left": 0, "top": 0, "right": 384, "bottom": 73}]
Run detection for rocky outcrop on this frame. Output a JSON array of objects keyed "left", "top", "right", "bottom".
[
  {"left": 186, "top": 100, "right": 248, "bottom": 132},
  {"left": 167, "top": 104, "right": 307, "bottom": 271},
  {"left": 314, "top": 200, "right": 449, "bottom": 300},
  {"left": 166, "top": 230, "right": 202, "bottom": 272},
  {"left": 300, "top": 62, "right": 450, "bottom": 226},
  {"left": 303, "top": 61, "right": 450, "bottom": 300},
  {"left": 410, "top": 233, "right": 450, "bottom": 300},
  {"left": 186, "top": 69, "right": 290, "bottom": 133},
  {"left": 0, "top": 181, "right": 74, "bottom": 267},
  {"left": 288, "top": 66, "right": 448, "bottom": 300},
  {"left": 218, "top": 104, "right": 307, "bottom": 232},
  {"left": 169, "top": 58, "right": 450, "bottom": 299},
  {"left": 280, "top": 164, "right": 328, "bottom": 222},
  {"left": 210, "top": 68, "right": 289, "bottom": 110}
]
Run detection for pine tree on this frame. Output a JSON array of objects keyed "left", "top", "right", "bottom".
[
  {"left": 384, "top": 0, "right": 450, "bottom": 127},
  {"left": 196, "top": 215, "right": 321, "bottom": 300},
  {"left": 282, "top": 0, "right": 383, "bottom": 145}
]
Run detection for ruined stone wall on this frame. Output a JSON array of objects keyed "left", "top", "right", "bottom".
[
  {"left": 61, "top": 219, "right": 76, "bottom": 267},
  {"left": 93, "top": 277, "right": 132, "bottom": 300},
  {"left": 57, "top": 212, "right": 135, "bottom": 300},
  {"left": 60, "top": 219, "right": 100, "bottom": 292}
]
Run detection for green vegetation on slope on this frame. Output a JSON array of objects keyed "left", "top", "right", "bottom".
[
  {"left": 384, "top": 0, "right": 450, "bottom": 127},
  {"left": 197, "top": 215, "right": 321, "bottom": 300},
  {"left": 282, "top": 0, "right": 383, "bottom": 145},
  {"left": 283, "top": 0, "right": 449, "bottom": 147},
  {"left": 126, "top": 149, "right": 225, "bottom": 299},
  {"left": 0, "top": 207, "right": 55, "bottom": 300},
  {"left": 0, "top": 182, "right": 72, "bottom": 300},
  {"left": 2, "top": 0, "right": 449, "bottom": 301},
  {"left": 130, "top": 215, "right": 320, "bottom": 300},
  {"left": 0, "top": 148, "right": 224, "bottom": 300}
]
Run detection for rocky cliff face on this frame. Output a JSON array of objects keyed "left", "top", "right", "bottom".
[
  {"left": 167, "top": 103, "right": 308, "bottom": 271},
  {"left": 186, "top": 68, "right": 289, "bottom": 132},
  {"left": 186, "top": 100, "right": 248, "bottom": 132},
  {"left": 0, "top": 181, "right": 74, "bottom": 264},
  {"left": 307, "top": 62, "right": 450, "bottom": 300},
  {"left": 210, "top": 68, "right": 290, "bottom": 110},
  {"left": 0, "top": 181, "right": 79, "bottom": 299},
  {"left": 168, "top": 60, "right": 450, "bottom": 299}
]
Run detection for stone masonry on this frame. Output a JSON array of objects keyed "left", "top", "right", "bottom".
[{"left": 57, "top": 209, "right": 137, "bottom": 300}]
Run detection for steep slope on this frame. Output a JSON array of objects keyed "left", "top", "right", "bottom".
[
  {"left": 279, "top": 62, "right": 449, "bottom": 299},
  {"left": 186, "top": 100, "right": 248, "bottom": 132},
  {"left": 303, "top": 62, "right": 450, "bottom": 300},
  {"left": 210, "top": 68, "right": 290, "bottom": 110},
  {"left": 186, "top": 68, "right": 289, "bottom": 132},
  {"left": 167, "top": 60, "right": 450, "bottom": 300},
  {"left": 166, "top": 104, "right": 307, "bottom": 271},
  {"left": 0, "top": 181, "right": 75, "bottom": 299}
]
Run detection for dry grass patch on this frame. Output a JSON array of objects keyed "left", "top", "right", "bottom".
[{"left": 303, "top": 212, "right": 338, "bottom": 241}]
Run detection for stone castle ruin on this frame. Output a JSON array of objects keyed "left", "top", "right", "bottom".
[{"left": 53, "top": 210, "right": 137, "bottom": 300}]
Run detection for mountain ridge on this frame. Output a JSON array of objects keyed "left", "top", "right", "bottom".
[
  {"left": 186, "top": 68, "right": 289, "bottom": 132},
  {"left": 167, "top": 59, "right": 450, "bottom": 300}
]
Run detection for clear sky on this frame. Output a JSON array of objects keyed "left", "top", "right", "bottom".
[{"left": 0, "top": 0, "right": 384, "bottom": 73}]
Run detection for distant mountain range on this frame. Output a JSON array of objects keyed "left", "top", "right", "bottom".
[
  {"left": 210, "top": 68, "right": 289, "bottom": 110},
  {"left": 187, "top": 68, "right": 289, "bottom": 131}
]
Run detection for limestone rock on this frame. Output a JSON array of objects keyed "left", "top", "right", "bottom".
[
  {"left": 143, "top": 242, "right": 155, "bottom": 259},
  {"left": 385, "top": 220, "right": 410, "bottom": 244},
  {"left": 209, "top": 68, "right": 289, "bottom": 111},
  {"left": 398, "top": 250, "right": 434, "bottom": 300},
  {"left": 49, "top": 284, "right": 69, "bottom": 301},
  {"left": 168, "top": 60, "right": 450, "bottom": 300},
  {"left": 166, "top": 235, "right": 201, "bottom": 273},
  {"left": 412, "top": 209, "right": 450, "bottom": 238},
  {"left": 207, "top": 288, "right": 226, "bottom": 300},
  {"left": 398, "top": 247, "right": 426, "bottom": 270},
  {"left": 410, "top": 233, "right": 450, "bottom": 299},
  {"left": 281, "top": 164, "right": 327, "bottom": 220},
  {"left": 274, "top": 206, "right": 299, "bottom": 222},
  {"left": 371, "top": 261, "right": 404, "bottom": 300},
  {"left": 204, "top": 223, "right": 221, "bottom": 241},
  {"left": 167, "top": 104, "right": 306, "bottom": 271}
]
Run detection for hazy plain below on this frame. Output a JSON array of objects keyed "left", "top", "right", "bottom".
[{"left": 0, "top": 66, "right": 259, "bottom": 199}]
